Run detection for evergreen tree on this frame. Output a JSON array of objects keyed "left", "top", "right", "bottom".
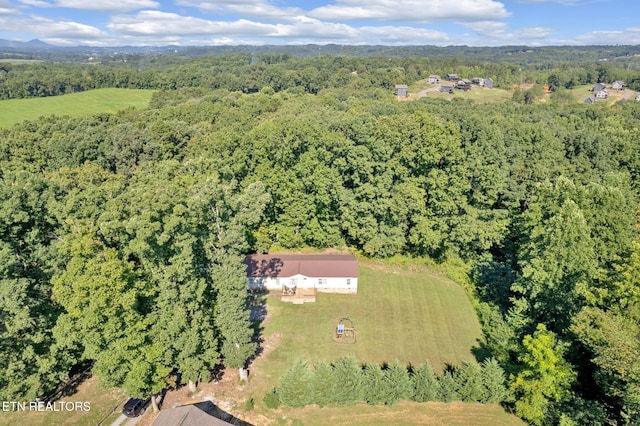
[
  {"left": 311, "top": 361, "right": 337, "bottom": 407},
  {"left": 411, "top": 362, "right": 440, "bottom": 402},
  {"left": 362, "top": 362, "right": 385, "bottom": 405},
  {"left": 381, "top": 360, "right": 413, "bottom": 405},
  {"left": 480, "top": 358, "right": 509, "bottom": 403},
  {"left": 455, "top": 361, "right": 484, "bottom": 402},
  {"left": 439, "top": 371, "right": 459, "bottom": 402},
  {"left": 277, "top": 360, "right": 312, "bottom": 408},
  {"left": 331, "top": 356, "right": 363, "bottom": 405}
]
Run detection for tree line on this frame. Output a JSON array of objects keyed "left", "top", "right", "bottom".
[
  {"left": 2, "top": 50, "right": 639, "bottom": 101},
  {"left": 271, "top": 356, "right": 508, "bottom": 408}
]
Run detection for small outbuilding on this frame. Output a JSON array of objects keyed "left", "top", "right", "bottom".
[
  {"left": 395, "top": 84, "right": 409, "bottom": 98},
  {"left": 592, "top": 82, "right": 606, "bottom": 93},
  {"left": 595, "top": 89, "right": 609, "bottom": 99},
  {"left": 445, "top": 73, "right": 459, "bottom": 81},
  {"left": 584, "top": 96, "right": 597, "bottom": 104},
  {"left": 427, "top": 75, "right": 441, "bottom": 84}
]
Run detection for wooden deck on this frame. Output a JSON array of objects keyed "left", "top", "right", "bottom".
[{"left": 281, "top": 287, "right": 317, "bottom": 304}]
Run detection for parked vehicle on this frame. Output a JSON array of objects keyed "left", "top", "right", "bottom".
[{"left": 122, "top": 397, "right": 148, "bottom": 417}]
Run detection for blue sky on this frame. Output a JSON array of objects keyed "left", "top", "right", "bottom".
[{"left": 0, "top": 0, "right": 638, "bottom": 46}]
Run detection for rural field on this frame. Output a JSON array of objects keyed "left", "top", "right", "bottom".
[{"left": 0, "top": 88, "right": 155, "bottom": 128}]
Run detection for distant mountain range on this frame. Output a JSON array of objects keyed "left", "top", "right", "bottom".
[{"left": 0, "top": 39, "right": 56, "bottom": 49}]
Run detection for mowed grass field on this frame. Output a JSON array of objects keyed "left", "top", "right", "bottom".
[
  {"left": 243, "top": 260, "right": 525, "bottom": 425},
  {"left": 250, "top": 261, "right": 485, "bottom": 395},
  {"left": 0, "top": 88, "right": 156, "bottom": 128}
]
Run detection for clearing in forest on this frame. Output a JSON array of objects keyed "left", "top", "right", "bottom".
[
  {"left": 252, "top": 261, "right": 484, "bottom": 387},
  {"left": 0, "top": 88, "right": 155, "bottom": 128}
]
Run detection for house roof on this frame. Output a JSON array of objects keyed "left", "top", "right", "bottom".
[
  {"left": 593, "top": 83, "right": 606, "bottom": 92},
  {"left": 151, "top": 402, "right": 233, "bottom": 426},
  {"left": 244, "top": 254, "right": 358, "bottom": 279}
]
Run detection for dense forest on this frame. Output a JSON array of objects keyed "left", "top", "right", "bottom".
[{"left": 1, "top": 48, "right": 640, "bottom": 425}]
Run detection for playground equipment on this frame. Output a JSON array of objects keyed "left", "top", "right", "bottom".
[{"left": 333, "top": 318, "right": 356, "bottom": 344}]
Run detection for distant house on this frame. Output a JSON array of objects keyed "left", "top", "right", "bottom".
[
  {"left": 440, "top": 85, "right": 454, "bottom": 94},
  {"left": 456, "top": 80, "right": 472, "bottom": 91},
  {"left": 427, "top": 75, "right": 441, "bottom": 84},
  {"left": 484, "top": 78, "right": 494, "bottom": 89},
  {"left": 395, "top": 84, "right": 409, "bottom": 98},
  {"left": 445, "top": 73, "right": 459, "bottom": 81},
  {"left": 472, "top": 77, "right": 484, "bottom": 86},
  {"left": 584, "top": 96, "right": 597, "bottom": 104},
  {"left": 595, "top": 89, "right": 609, "bottom": 99},
  {"left": 592, "top": 82, "right": 606, "bottom": 93},
  {"left": 612, "top": 81, "right": 625, "bottom": 91},
  {"left": 244, "top": 254, "right": 358, "bottom": 295}
]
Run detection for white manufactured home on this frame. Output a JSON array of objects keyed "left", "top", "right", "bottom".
[{"left": 244, "top": 254, "right": 358, "bottom": 295}]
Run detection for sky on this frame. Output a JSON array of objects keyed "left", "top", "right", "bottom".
[{"left": 0, "top": 0, "right": 638, "bottom": 47}]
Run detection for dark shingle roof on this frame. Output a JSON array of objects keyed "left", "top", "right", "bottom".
[{"left": 244, "top": 254, "right": 358, "bottom": 279}]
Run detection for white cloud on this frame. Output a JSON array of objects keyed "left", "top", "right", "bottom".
[
  {"left": 462, "top": 20, "right": 508, "bottom": 37},
  {"left": 0, "top": 0, "right": 19, "bottom": 15},
  {"left": 309, "top": 0, "right": 510, "bottom": 23},
  {"left": 108, "top": 11, "right": 358, "bottom": 42},
  {"left": 18, "top": 0, "right": 160, "bottom": 11},
  {"left": 359, "top": 26, "right": 451, "bottom": 45},
  {"left": 30, "top": 16, "right": 109, "bottom": 38},
  {"left": 566, "top": 27, "right": 640, "bottom": 45},
  {"left": 176, "top": 0, "right": 303, "bottom": 21},
  {"left": 513, "top": 26, "right": 552, "bottom": 40},
  {"left": 518, "top": 0, "right": 585, "bottom": 4},
  {"left": 109, "top": 11, "right": 273, "bottom": 36}
]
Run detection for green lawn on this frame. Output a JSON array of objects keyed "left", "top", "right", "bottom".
[
  {"left": 0, "top": 88, "right": 156, "bottom": 128},
  {"left": 249, "top": 261, "right": 485, "bottom": 401},
  {"left": 243, "top": 260, "right": 523, "bottom": 425}
]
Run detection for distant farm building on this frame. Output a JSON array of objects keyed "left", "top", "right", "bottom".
[
  {"left": 445, "top": 73, "right": 459, "bottom": 81},
  {"left": 244, "top": 254, "right": 358, "bottom": 302},
  {"left": 595, "top": 89, "right": 609, "bottom": 99},
  {"left": 472, "top": 77, "right": 484, "bottom": 85},
  {"left": 584, "top": 96, "right": 597, "bottom": 104},
  {"left": 427, "top": 75, "right": 441, "bottom": 84},
  {"left": 484, "top": 78, "right": 494, "bottom": 88},
  {"left": 592, "top": 82, "right": 606, "bottom": 93},
  {"left": 395, "top": 84, "right": 409, "bottom": 99}
]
